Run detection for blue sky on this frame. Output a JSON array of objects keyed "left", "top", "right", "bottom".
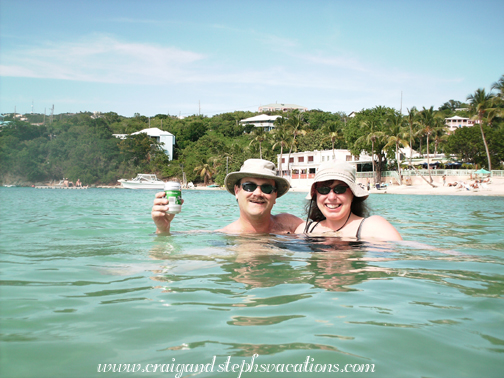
[{"left": 1, "top": 0, "right": 503, "bottom": 117}]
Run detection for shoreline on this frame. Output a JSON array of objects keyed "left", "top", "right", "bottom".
[
  {"left": 288, "top": 177, "right": 504, "bottom": 197},
  {"left": 12, "top": 177, "right": 504, "bottom": 197}
]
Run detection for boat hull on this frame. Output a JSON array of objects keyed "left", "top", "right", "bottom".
[
  {"left": 120, "top": 182, "right": 165, "bottom": 190},
  {"left": 118, "top": 174, "right": 165, "bottom": 190}
]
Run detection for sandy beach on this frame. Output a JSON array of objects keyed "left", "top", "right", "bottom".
[
  {"left": 377, "top": 177, "right": 504, "bottom": 197},
  {"left": 288, "top": 177, "right": 504, "bottom": 197}
]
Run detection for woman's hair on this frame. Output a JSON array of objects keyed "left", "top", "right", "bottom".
[{"left": 305, "top": 181, "right": 370, "bottom": 222}]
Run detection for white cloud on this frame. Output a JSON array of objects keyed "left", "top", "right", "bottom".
[
  {"left": 1, "top": 35, "right": 206, "bottom": 84},
  {"left": 1, "top": 33, "right": 464, "bottom": 116}
]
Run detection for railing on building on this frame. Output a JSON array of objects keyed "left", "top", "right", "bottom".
[
  {"left": 284, "top": 170, "right": 502, "bottom": 181},
  {"left": 355, "top": 169, "right": 502, "bottom": 179}
]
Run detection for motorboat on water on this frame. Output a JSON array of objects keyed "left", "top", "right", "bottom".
[{"left": 118, "top": 174, "right": 165, "bottom": 189}]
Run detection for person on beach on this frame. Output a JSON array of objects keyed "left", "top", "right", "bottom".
[
  {"left": 76, "top": 179, "right": 82, "bottom": 187},
  {"left": 152, "top": 159, "right": 303, "bottom": 234},
  {"left": 295, "top": 161, "right": 402, "bottom": 241}
]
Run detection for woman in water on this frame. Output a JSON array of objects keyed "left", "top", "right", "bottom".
[{"left": 295, "top": 161, "right": 402, "bottom": 241}]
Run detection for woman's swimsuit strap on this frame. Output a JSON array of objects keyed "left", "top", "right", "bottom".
[
  {"left": 305, "top": 220, "right": 320, "bottom": 233},
  {"left": 306, "top": 218, "right": 367, "bottom": 238},
  {"left": 355, "top": 218, "right": 367, "bottom": 239}
]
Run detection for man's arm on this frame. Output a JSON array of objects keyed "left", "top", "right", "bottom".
[
  {"left": 151, "top": 191, "right": 183, "bottom": 234},
  {"left": 273, "top": 213, "right": 304, "bottom": 234}
]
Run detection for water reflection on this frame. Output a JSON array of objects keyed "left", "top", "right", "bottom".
[
  {"left": 149, "top": 234, "right": 398, "bottom": 293},
  {"left": 148, "top": 233, "right": 504, "bottom": 300}
]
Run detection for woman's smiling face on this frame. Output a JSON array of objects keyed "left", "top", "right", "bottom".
[{"left": 314, "top": 180, "right": 354, "bottom": 221}]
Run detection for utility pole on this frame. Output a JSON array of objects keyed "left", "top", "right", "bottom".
[
  {"left": 50, "top": 105, "right": 54, "bottom": 124},
  {"left": 180, "top": 164, "right": 186, "bottom": 187}
]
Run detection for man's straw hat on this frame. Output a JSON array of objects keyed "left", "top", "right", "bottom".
[{"left": 224, "top": 159, "right": 290, "bottom": 197}]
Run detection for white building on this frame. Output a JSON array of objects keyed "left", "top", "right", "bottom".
[
  {"left": 258, "top": 103, "right": 307, "bottom": 113},
  {"left": 276, "top": 149, "right": 372, "bottom": 188},
  {"left": 239, "top": 114, "right": 281, "bottom": 132},
  {"left": 445, "top": 116, "right": 478, "bottom": 133},
  {"left": 113, "top": 127, "right": 176, "bottom": 161}
]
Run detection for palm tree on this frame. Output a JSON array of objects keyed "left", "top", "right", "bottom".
[
  {"left": 491, "top": 75, "right": 504, "bottom": 118},
  {"left": 249, "top": 127, "right": 267, "bottom": 159},
  {"left": 193, "top": 158, "right": 216, "bottom": 186},
  {"left": 270, "top": 117, "right": 292, "bottom": 177},
  {"left": 321, "top": 120, "right": 344, "bottom": 159},
  {"left": 431, "top": 117, "right": 448, "bottom": 156},
  {"left": 417, "top": 106, "right": 443, "bottom": 184},
  {"left": 491, "top": 75, "right": 504, "bottom": 99},
  {"left": 406, "top": 107, "right": 418, "bottom": 165},
  {"left": 355, "top": 119, "right": 384, "bottom": 185},
  {"left": 467, "top": 88, "right": 495, "bottom": 170},
  {"left": 383, "top": 113, "right": 409, "bottom": 185},
  {"left": 285, "top": 110, "right": 306, "bottom": 175}
]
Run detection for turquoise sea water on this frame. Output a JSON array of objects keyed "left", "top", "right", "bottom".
[{"left": 1, "top": 187, "right": 503, "bottom": 378}]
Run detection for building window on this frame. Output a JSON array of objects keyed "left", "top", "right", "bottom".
[
  {"left": 298, "top": 157, "right": 304, "bottom": 163},
  {"left": 289, "top": 157, "right": 294, "bottom": 163},
  {"left": 282, "top": 158, "right": 285, "bottom": 163},
  {"left": 308, "top": 156, "right": 313, "bottom": 162},
  {"left": 346, "top": 155, "right": 352, "bottom": 161}
]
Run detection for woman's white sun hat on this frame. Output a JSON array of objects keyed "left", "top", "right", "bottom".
[
  {"left": 306, "top": 161, "right": 369, "bottom": 200},
  {"left": 224, "top": 159, "right": 290, "bottom": 198}
]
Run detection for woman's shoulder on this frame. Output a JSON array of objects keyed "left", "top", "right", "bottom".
[
  {"left": 360, "top": 215, "right": 402, "bottom": 241},
  {"left": 294, "top": 221, "right": 309, "bottom": 234}
]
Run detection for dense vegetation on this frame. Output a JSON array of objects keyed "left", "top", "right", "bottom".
[{"left": 1, "top": 75, "right": 503, "bottom": 186}]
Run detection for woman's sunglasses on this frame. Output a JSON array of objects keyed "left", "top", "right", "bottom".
[
  {"left": 316, "top": 185, "right": 348, "bottom": 195},
  {"left": 241, "top": 182, "right": 277, "bottom": 194}
]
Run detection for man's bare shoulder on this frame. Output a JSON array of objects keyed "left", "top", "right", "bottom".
[
  {"left": 217, "top": 221, "right": 240, "bottom": 233},
  {"left": 272, "top": 213, "right": 304, "bottom": 233}
]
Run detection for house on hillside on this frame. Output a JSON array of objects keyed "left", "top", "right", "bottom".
[
  {"left": 113, "top": 127, "right": 175, "bottom": 160},
  {"left": 239, "top": 114, "right": 281, "bottom": 132},
  {"left": 258, "top": 103, "right": 307, "bottom": 113},
  {"left": 277, "top": 149, "right": 372, "bottom": 178},
  {"left": 445, "top": 116, "right": 479, "bottom": 133}
]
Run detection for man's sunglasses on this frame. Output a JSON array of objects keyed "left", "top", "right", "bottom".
[
  {"left": 316, "top": 185, "right": 348, "bottom": 195},
  {"left": 241, "top": 182, "right": 277, "bottom": 194}
]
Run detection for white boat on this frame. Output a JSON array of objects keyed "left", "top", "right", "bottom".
[{"left": 118, "top": 174, "right": 165, "bottom": 189}]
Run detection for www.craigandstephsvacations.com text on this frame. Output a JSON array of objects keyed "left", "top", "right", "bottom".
[{"left": 97, "top": 355, "right": 376, "bottom": 377}]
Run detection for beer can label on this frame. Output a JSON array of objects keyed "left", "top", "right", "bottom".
[{"left": 165, "top": 190, "right": 182, "bottom": 205}]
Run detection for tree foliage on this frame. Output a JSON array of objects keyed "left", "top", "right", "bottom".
[{"left": 2, "top": 75, "right": 503, "bottom": 186}]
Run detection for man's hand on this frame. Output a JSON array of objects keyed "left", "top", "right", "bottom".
[{"left": 151, "top": 191, "right": 184, "bottom": 234}]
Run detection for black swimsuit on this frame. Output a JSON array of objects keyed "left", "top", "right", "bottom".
[{"left": 305, "top": 218, "right": 367, "bottom": 239}]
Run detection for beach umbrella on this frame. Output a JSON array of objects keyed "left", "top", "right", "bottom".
[{"left": 475, "top": 168, "right": 490, "bottom": 175}]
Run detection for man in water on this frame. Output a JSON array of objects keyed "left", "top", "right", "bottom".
[{"left": 151, "top": 159, "right": 303, "bottom": 234}]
